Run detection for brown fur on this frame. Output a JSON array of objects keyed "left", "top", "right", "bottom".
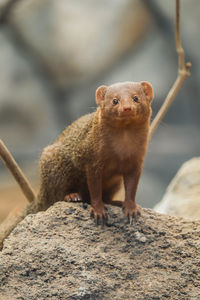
[{"left": 37, "top": 81, "right": 154, "bottom": 222}]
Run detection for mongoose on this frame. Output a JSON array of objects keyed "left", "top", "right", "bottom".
[{"left": 0, "top": 81, "right": 153, "bottom": 246}]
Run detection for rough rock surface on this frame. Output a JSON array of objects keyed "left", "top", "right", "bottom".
[
  {"left": 0, "top": 202, "right": 200, "bottom": 299},
  {"left": 154, "top": 157, "right": 200, "bottom": 220}
]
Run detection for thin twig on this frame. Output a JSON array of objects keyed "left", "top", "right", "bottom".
[
  {"left": 149, "top": 0, "right": 191, "bottom": 139},
  {"left": 0, "top": 139, "right": 36, "bottom": 203}
]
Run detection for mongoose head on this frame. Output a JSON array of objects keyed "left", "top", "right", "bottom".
[{"left": 96, "top": 81, "right": 154, "bottom": 126}]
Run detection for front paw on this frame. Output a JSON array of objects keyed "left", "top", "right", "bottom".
[
  {"left": 122, "top": 201, "right": 141, "bottom": 224},
  {"left": 90, "top": 204, "right": 108, "bottom": 225}
]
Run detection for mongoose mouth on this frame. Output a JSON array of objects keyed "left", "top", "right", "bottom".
[{"left": 118, "top": 110, "right": 136, "bottom": 119}]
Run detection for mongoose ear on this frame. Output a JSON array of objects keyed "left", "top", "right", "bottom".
[
  {"left": 96, "top": 85, "right": 107, "bottom": 106},
  {"left": 140, "top": 81, "right": 154, "bottom": 103}
]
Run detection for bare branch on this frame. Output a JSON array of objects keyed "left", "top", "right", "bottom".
[
  {"left": 149, "top": 0, "right": 191, "bottom": 139},
  {"left": 0, "top": 139, "right": 36, "bottom": 203}
]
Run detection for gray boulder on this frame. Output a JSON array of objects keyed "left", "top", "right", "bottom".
[
  {"left": 154, "top": 157, "right": 200, "bottom": 220},
  {"left": 10, "top": 0, "right": 150, "bottom": 88},
  {"left": 0, "top": 202, "right": 200, "bottom": 299}
]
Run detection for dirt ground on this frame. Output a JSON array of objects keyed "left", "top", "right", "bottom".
[
  {"left": 0, "top": 162, "right": 39, "bottom": 223},
  {"left": 0, "top": 181, "right": 40, "bottom": 223},
  {"left": 0, "top": 184, "right": 27, "bottom": 222}
]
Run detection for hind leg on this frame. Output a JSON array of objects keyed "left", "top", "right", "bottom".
[
  {"left": 64, "top": 193, "right": 82, "bottom": 202},
  {"left": 102, "top": 176, "right": 123, "bottom": 207},
  {"left": 38, "top": 144, "right": 76, "bottom": 209},
  {"left": 64, "top": 185, "right": 90, "bottom": 204}
]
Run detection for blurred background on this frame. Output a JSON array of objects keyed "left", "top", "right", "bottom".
[{"left": 0, "top": 0, "right": 200, "bottom": 222}]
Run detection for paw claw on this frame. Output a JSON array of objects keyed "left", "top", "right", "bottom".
[
  {"left": 64, "top": 193, "right": 82, "bottom": 203},
  {"left": 90, "top": 205, "right": 108, "bottom": 226},
  {"left": 123, "top": 202, "right": 141, "bottom": 224},
  {"left": 128, "top": 215, "right": 133, "bottom": 225},
  {"left": 96, "top": 215, "right": 100, "bottom": 225}
]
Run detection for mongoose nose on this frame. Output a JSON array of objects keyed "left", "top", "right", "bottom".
[{"left": 124, "top": 107, "right": 131, "bottom": 112}]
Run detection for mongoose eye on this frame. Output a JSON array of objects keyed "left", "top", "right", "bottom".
[
  {"left": 133, "top": 96, "right": 139, "bottom": 103},
  {"left": 113, "top": 98, "right": 119, "bottom": 105}
]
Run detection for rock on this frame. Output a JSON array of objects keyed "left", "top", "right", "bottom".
[
  {"left": 154, "top": 157, "right": 200, "bottom": 220},
  {"left": 9, "top": 0, "right": 150, "bottom": 88},
  {"left": 0, "top": 201, "right": 200, "bottom": 299},
  {"left": 0, "top": 28, "right": 57, "bottom": 158}
]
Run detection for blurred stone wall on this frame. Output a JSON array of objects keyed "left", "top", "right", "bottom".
[
  {"left": 0, "top": 0, "right": 150, "bottom": 157},
  {"left": 0, "top": 0, "right": 200, "bottom": 213}
]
